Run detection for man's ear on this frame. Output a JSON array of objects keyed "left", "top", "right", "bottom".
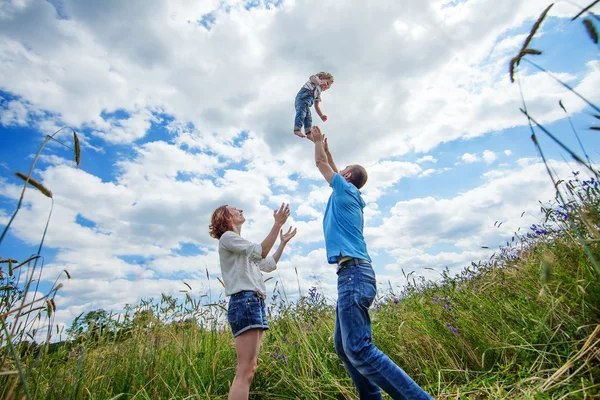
[{"left": 343, "top": 171, "right": 352, "bottom": 181}]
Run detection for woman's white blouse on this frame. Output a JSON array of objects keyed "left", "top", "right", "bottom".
[{"left": 218, "top": 231, "right": 276, "bottom": 297}]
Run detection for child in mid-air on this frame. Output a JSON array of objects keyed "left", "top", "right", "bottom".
[{"left": 293, "top": 72, "right": 334, "bottom": 140}]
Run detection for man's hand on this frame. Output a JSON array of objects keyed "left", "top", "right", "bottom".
[
  {"left": 320, "top": 115, "right": 328, "bottom": 122},
  {"left": 273, "top": 203, "right": 290, "bottom": 226},
  {"left": 311, "top": 126, "right": 324, "bottom": 142},
  {"left": 323, "top": 136, "right": 330, "bottom": 152},
  {"left": 280, "top": 226, "right": 297, "bottom": 244}
]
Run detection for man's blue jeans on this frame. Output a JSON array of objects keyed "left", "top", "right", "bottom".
[
  {"left": 294, "top": 87, "right": 313, "bottom": 133},
  {"left": 334, "top": 262, "right": 434, "bottom": 400}
]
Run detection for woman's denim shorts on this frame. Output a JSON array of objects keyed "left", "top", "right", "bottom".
[{"left": 228, "top": 291, "right": 269, "bottom": 337}]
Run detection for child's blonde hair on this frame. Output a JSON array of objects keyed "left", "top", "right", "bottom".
[{"left": 317, "top": 72, "right": 334, "bottom": 83}]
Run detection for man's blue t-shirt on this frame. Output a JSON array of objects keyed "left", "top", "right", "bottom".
[{"left": 323, "top": 173, "right": 371, "bottom": 264}]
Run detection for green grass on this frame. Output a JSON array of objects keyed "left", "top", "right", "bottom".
[{"left": 3, "top": 194, "right": 599, "bottom": 399}]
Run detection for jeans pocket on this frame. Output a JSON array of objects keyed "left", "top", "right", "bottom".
[
  {"left": 245, "top": 296, "right": 261, "bottom": 318},
  {"left": 337, "top": 274, "right": 354, "bottom": 293},
  {"left": 246, "top": 293, "right": 261, "bottom": 305},
  {"left": 359, "top": 277, "right": 377, "bottom": 308},
  {"left": 228, "top": 300, "right": 240, "bottom": 323}
]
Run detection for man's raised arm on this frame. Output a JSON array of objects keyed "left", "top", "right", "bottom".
[
  {"left": 312, "top": 126, "right": 335, "bottom": 184},
  {"left": 323, "top": 137, "right": 338, "bottom": 173}
]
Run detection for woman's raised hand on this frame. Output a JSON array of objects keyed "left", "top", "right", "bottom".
[
  {"left": 280, "top": 226, "right": 297, "bottom": 244},
  {"left": 273, "top": 203, "right": 291, "bottom": 226}
]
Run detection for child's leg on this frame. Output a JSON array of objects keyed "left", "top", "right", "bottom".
[
  {"left": 304, "top": 108, "right": 313, "bottom": 141},
  {"left": 294, "top": 100, "right": 308, "bottom": 138}
]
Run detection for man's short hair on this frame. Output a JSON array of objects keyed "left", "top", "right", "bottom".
[{"left": 348, "top": 165, "right": 368, "bottom": 189}]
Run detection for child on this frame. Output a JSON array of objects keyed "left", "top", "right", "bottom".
[{"left": 293, "top": 72, "right": 334, "bottom": 140}]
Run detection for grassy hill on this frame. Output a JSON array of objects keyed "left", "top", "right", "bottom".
[{"left": 2, "top": 175, "right": 599, "bottom": 399}]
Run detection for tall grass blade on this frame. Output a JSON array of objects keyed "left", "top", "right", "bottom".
[
  {"left": 583, "top": 18, "right": 599, "bottom": 43},
  {"left": 520, "top": 108, "right": 599, "bottom": 177},
  {"left": 558, "top": 101, "right": 592, "bottom": 165},
  {"left": 572, "top": 0, "right": 600, "bottom": 20},
  {"left": 22, "top": 201, "right": 54, "bottom": 340},
  {"left": 73, "top": 131, "right": 81, "bottom": 166},
  {"left": 1, "top": 319, "right": 32, "bottom": 400},
  {"left": 522, "top": 59, "right": 600, "bottom": 114},
  {"left": 510, "top": 4, "right": 553, "bottom": 82},
  {"left": 523, "top": 4, "right": 554, "bottom": 51},
  {"left": 0, "top": 126, "right": 75, "bottom": 246},
  {"left": 14, "top": 173, "right": 52, "bottom": 199}
]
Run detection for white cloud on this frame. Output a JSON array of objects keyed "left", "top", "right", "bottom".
[
  {"left": 483, "top": 150, "right": 497, "bottom": 164},
  {"left": 417, "top": 155, "right": 437, "bottom": 164},
  {"left": 461, "top": 153, "right": 479, "bottom": 163},
  {"left": 419, "top": 168, "right": 437, "bottom": 177},
  {"left": 367, "top": 159, "right": 578, "bottom": 253},
  {"left": 0, "top": 0, "right": 593, "bottom": 160},
  {"left": 504, "top": 149, "right": 512, "bottom": 156},
  {"left": 362, "top": 161, "right": 423, "bottom": 201}
]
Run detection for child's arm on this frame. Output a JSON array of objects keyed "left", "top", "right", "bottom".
[
  {"left": 310, "top": 75, "right": 323, "bottom": 86},
  {"left": 314, "top": 101, "right": 327, "bottom": 122}
]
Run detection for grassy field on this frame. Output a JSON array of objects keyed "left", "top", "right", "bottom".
[{"left": 2, "top": 173, "right": 599, "bottom": 399}]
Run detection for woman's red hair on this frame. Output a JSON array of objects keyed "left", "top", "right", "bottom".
[{"left": 209, "top": 205, "right": 233, "bottom": 239}]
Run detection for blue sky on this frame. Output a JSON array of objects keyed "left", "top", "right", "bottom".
[{"left": 0, "top": 0, "right": 599, "bottom": 338}]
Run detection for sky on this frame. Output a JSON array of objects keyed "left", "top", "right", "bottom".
[{"left": 0, "top": 0, "right": 599, "bottom": 339}]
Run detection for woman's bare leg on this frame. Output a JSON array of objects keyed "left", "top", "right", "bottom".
[{"left": 228, "top": 329, "right": 264, "bottom": 400}]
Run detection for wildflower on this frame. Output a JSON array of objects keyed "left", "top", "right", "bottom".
[
  {"left": 444, "top": 303, "right": 451, "bottom": 310},
  {"left": 393, "top": 297, "right": 399, "bottom": 305},
  {"left": 283, "top": 337, "right": 288, "bottom": 343},
  {"left": 282, "top": 354, "right": 288, "bottom": 366},
  {"left": 295, "top": 364, "right": 299, "bottom": 374},
  {"left": 446, "top": 323, "right": 459, "bottom": 335}
]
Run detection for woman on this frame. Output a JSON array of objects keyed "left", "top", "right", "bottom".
[{"left": 209, "top": 203, "right": 297, "bottom": 400}]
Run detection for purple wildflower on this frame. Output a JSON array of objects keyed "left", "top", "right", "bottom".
[
  {"left": 446, "top": 323, "right": 459, "bottom": 335},
  {"left": 393, "top": 297, "right": 399, "bottom": 305}
]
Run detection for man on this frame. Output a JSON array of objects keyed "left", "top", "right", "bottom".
[{"left": 311, "top": 126, "right": 433, "bottom": 400}]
